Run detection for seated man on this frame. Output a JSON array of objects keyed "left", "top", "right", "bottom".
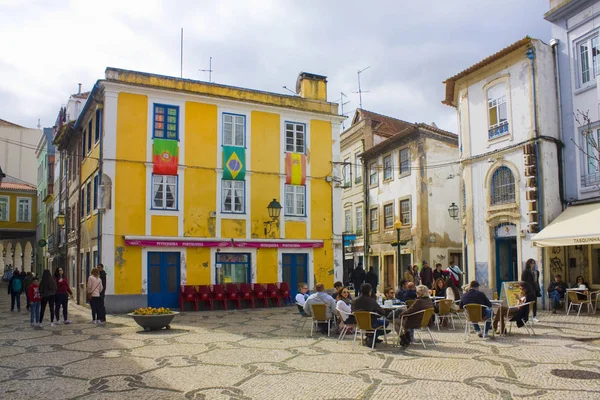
[
  {"left": 403, "top": 282, "right": 417, "bottom": 301},
  {"left": 384, "top": 287, "right": 396, "bottom": 301},
  {"left": 352, "top": 283, "right": 388, "bottom": 347},
  {"left": 295, "top": 282, "right": 309, "bottom": 315},
  {"left": 460, "top": 281, "right": 492, "bottom": 338},
  {"left": 547, "top": 274, "right": 568, "bottom": 313},
  {"left": 392, "top": 285, "right": 434, "bottom": 348},
  {"left": 304, "top": 283, "right": 336, "bottom": 333},
  {"left": 395, "top": 279, "right": 408, "bottom": 301}
]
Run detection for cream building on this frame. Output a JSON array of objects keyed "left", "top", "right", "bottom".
[{"left": 0, "top": 119, "right": 39, "bottom": 185}]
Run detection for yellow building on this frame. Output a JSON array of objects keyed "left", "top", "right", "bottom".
[
  {"left": 0, "top": 174, "right": 37, "bottom": 273},
  {"left": 68, "top": 68, "right": 343, "bottom": 312}
]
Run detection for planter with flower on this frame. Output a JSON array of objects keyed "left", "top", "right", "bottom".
[{"left": 128, "top": 307, "right": 179, "bottom": 331}]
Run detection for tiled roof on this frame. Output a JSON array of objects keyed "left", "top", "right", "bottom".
[
  {"left": 354, "top": 109, "right": 413, "bottom": 138},
  {"left": 442, "top": 37, "right": 533, "bottom": 107},
  {"left": 0, "top": 181, "right": 36, "bottom": 192}
]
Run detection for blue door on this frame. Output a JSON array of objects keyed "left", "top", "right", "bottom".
[
  {"left": 282, "top": 254, "right": 308, "bottom": 299},
  {"left": 148, "top": 252, "right": 180, "bottom": 309},
  {"left": 495, "top": 238, "right": 517, "bottom": 296}
]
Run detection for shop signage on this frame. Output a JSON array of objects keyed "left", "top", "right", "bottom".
[
  {"left": 234, "top": 241, "right": 323, "bottom": 249},
  {"left": 125, "top": 239, "right": 232, "bottom": 248}
]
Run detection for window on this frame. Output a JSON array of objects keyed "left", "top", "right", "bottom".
[
  {"left": 17, "top": 198, "right": 31, "bottom": 222},
  {"left": 37, "top": 163, "right": 43, "bottom": 183},
  {"left": 354, "top": 154, "right": 362, "bottom": 183},
  {"left": 369, "top": 163, "right": 378, "bottom": 186},
  {"left": 343, "top": 158, "right": 351, "bottom": 187},
  {"left": 152, "top": 175, "right": 177, "bottom": 210},
  {"left": 81, "top": 187, "right": 85, "bottom": 219},
  {"left": 285, "top": 122, "right": 305, "bottom": 153},
  {"left": 0, "top": 196, "right": 8, "bottom": 221},
  {"left": 369, "top": 207, "right": 378, "bottom": 231},
  {"left": 215, "top": 253, "right": 250, "bottom": 284},
  {"left": 383, "top": 203, "right": 394, "bottom": 229},
  {"left": 584, "top": 129, "right": 600, "bottom": 177},
  {"left": 87, "top": 119, "right": 92, "bottom": 152},
  {"left": 400, "top": 199, "right": 411, "bottom": 225},
  {"left": 82, "top": 130, "right": 86, "bottom": 157},
  {"left": 578, "top": 35, "right": 600, "bottom": 86},
  {"left": 153, "top": 104, "right": 179, "bottom": 140},
  {"left": 399, "top": 148, "right": 410, "bottom": 175},
  {"left": 285, "top": 184, "right": 305, "bottom": 216},
  {"left": 223, "top": 113, "right": 245, "bottom": 147},
  {"left": 86, "top": 182, "right": 91, "bottom": 215},
  {"left": 93, "top": 250, "right": 98, "bottom": 269},
  {"left": 356, "top": 205, "right": 363, "bottom": 235},
  {"left": 93, "top": 175, "right": 99, "bottom": 209},
  {"left": 71, "top": 208, "right": 76, "bottom": 231},
  {"left": 344, "top": 209, "right": 352, "bottom": 232},
  {"left": 491, "top": 166, "right": 515, "bottom": 205},
  {"left": 222, "top": 180, "right": 245, "bottom": 213},
  {"left": 383, "top": 155, "right": 392, "bottom": 180},
  {"left": 487, "top": 84, "right": 509, "bottom": 139},
  {"left": 95, "top": 109, "right": 102, "bottom": 143}
]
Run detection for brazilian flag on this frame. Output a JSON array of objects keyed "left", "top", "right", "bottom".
[{"left": 223, "top": 146, "right": 245, "bottom": 180}]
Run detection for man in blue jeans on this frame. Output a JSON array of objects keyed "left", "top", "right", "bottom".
[
  {"left": 547, "top": 274, "right": 568, "bottom": 313},
  {"left": 460, "top": 280, "right": 492, "bottom": 338},
  {"left": 352, "top": 283, "right": 389, "bottom": 347}
]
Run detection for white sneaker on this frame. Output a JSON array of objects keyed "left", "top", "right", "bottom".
[
  {"left": 50, "top": 322, "right": 55, "bottom": 327},
  {"left": 533, "top": 317, "right": 539, "bottom": 322},
  {"left": 55, "top": 320, "right": 62, "bottom": 325},
  {"left": 98, "top": 320, "right": 105, "bottom": 325},
  {"left": 30, "top": 323, "right": 35, "bottom": 327},
  {"left": 92, "top": 320, "right": 98, "bottom": 324},
  {"left": 64, "top": 320, "right": 72, "bottom": 325}
]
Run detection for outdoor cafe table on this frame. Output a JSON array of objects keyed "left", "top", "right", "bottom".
[
  {"left": 382, "top": 304, "right": 407, "bottom": 336},
  {"left": 565, "top": 288, "right": 598, "bottom": 314}
]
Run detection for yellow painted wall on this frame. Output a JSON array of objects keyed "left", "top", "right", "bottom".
[
  {"left": 313, "top": 240, "right": 333, "bottom": 287},
  {"left": 114, "top": 92, "right": 147, "bottom": 294},
  {"left": 250, "top": 111, "right": 280, "bottom": 238},
  {"left": 184, "top": 102, "right": 217, "bottom": 237},
  {"left": 186, "top": 248, "right": 211, "bottom": 285},
  {"left": 310, "top": 119, "right": 333, "bottom": 240},
  {"left": 151, "top": 215, "right": 178, "bottom": 237},
  {"left": 285, "top": 221, "right": 306, "bottom": 239},
  {"left": 221, "top": 219, "right": 246, "bottom": 238},
  {"left": 256, "top": 249, "right": 278, "bottom": 283},
  {"left": 0, "top": 191, "right": 36, "bottom": 230}
]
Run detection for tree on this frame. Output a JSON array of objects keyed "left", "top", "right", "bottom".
[{"left": 574, "top": 109, "right": 600, "bottom": 169}]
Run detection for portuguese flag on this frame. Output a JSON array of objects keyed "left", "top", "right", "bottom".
[{"left": 153, "top": 139, "right": 179, "bottom": 175}]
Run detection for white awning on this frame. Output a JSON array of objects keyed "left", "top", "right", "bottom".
[{"left": 532, "top": 203, "right": 600, "bottom": 247}]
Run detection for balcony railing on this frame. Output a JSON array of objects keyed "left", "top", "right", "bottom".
[
  {"left": 581, "top": 171, "right": 600, "bottom": 188},
  {"left": 488, "top": 122, "right": 509, "bottom": 139}
]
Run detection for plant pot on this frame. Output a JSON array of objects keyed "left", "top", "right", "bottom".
[{"left": 128, "top": 312, "right": 179, "bottom": 331}]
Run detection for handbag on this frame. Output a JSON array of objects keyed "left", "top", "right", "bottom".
[{"left": 87, "top": 281, "right": 100, "bottom": 302}]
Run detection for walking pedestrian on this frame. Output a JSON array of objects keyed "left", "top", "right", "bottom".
[
  {"left": 97, "top": 264, "right": 107, "bottom": 324},
  {"left": 419, "top": 261, "right": 434, "bottom": 289},
  {"left": 521, "top": 259, "right": 539, "bottom": 322},
  {"left": 54, "top": 267, "right": 73, "bottom": 325},
  {"left": 23, "top": 272, "right": 34, "bottom": 311},
  {"left": 366, "top": 267, "right": 379, "bottom": 294},
  {"left": 8, "top": 268, "right": 23, "bottom": 312},
  {"left": 350, "top": 263, "right": 367, "bottom": 297},
  {"left": 87, "top": 268, "right": 103, "bottom": 324},
  {"left": 39, "top": 269, "right": 57, "bottom": 327},
  {"left": 27, "top": 277, "right": 41, "bottom": 327}
]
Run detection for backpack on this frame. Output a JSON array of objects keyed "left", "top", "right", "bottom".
[{"left": 12, "top": 277, "right": 22, "bottom": 292}]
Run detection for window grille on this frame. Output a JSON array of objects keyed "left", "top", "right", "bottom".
[{"left": 491, "top": 166, "right": 515, "bottom": 205}]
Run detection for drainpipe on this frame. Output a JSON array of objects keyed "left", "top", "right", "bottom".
[
  {"left": 363, "top": 157, "right": 369, "bottom": 271},
  {"left": 527, "top": 47, "right": 546, "bottom": 306},
  {"left": 97, "top": 107, "right": 103, "bottom": 265},
  {"left": 550, "top": 38, "right": 566, "bottom": 207}
]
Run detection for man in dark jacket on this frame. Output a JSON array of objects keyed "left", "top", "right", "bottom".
[
  {"left": 433, "top": 263, "right": 446, "bottom": 283},
  {"left": 352, "top": 283, "right": 388, "bottom": 347},
  {"left": 460, "top": 281, "right": 493, "bottom": 338},
  {"left": 547, "top": 274, "right": 568, "bottom": 313},
  {"left": 366, "top": 267, "right": 378, "bottom": 293},
  {"left": 350, "top": 263, "right": 367, "bottom": 297},
  {"left": 8, "top": 268, "right": 23, "bottom": 312},
  {"left": 23, "top": 272, "right": 34, "bottom": 311},
  {"left": 420, "top": 261, "right": 434, "bottom": 289},
  {"left": 97, "top": 264, "right": 107, "bottom": 324}
]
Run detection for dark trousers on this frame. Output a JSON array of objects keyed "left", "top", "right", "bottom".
[
  {"left": 10, "top": 292, "right": 21, "bottom": 311},
  {"left": 26, "top": 291, "right": 30, "bottom": 310},
  {"left": 55, "top": 293, "right": 69, "bottom": 321},
  {"left": 98, "top": 293, "right": 106, "bottom": 322},
  {"left": 90, "top": 296, "right": 101, "bottom": 321},
  {"left": 40, "top": 296, "right": 55, "bottom": 323}
]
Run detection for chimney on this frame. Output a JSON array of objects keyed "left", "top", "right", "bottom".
[
  {"left": 78, "top": 83, "right": 82, "bottom": 94},
  {"left": 295, "top": 72, "right": 328, "bottom": 101}
]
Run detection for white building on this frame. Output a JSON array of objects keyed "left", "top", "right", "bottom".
[
  {"left": 357, "top": 112, "right": 462, "bottom": 292},
  {"left": 0, "top": 118, "right": 39, "bottom": 185},
  {"left": 443, "top": 38, "right": 563, "bottom": 295}
]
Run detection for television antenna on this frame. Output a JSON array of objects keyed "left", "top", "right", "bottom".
[
  {"left": 353, "top": 66, "right": 370, "bottom": 109},
  {"left": 199, "top": 57, "right": 213, "bottom": 83},
  {"left": 334, "top": 92, "right": 351, "bottom": 129}
]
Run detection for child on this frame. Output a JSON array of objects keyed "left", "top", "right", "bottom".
[{"left": 28, "top": 277, "right": 41, "bottom": 327}]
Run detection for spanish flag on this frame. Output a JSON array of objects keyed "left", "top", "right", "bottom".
[
  {"left": 153, "top": 139, "right": 179, "bottom": 175},
  {"left": 285, "top": 153, "right": 306, "bottom": 185}
]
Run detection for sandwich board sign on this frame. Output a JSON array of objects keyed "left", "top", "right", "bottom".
[{"left": 499, "top": 281, "right": 522, "bottom": 308}]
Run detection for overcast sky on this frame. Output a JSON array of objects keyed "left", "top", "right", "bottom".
[{"left": 0, "top": 0, "right": 551, "bottom": 133}]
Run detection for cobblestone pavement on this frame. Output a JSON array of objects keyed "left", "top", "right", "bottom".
[{"left": 1, "top": 291, "right": 599, "bottom": 400}]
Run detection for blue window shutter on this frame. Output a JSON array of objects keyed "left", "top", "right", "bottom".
[
  {"left": 93, "top": 176, "right": 98, "bottom": 209},
  {"left": 81, "top": 188, "right": 85, "bottom": 218},
  {"left": 87, "top": 120, "right": 92, "bottom": 151},
  {"left": 95, "top": 109, "right": 102, "bottom": 143},
  {"left": 86, "top": 182, "right": 91, "bottom": 215}
]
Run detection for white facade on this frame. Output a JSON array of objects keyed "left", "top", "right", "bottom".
[
  {"left": 0, "top": 119, "right": 39, "bottom": 185},
  {"left": 447, "top": 39, "right": 562, "bottom": 295}
]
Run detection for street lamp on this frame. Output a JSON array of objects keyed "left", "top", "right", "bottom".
[
  {"left": 56, "top": 212, "right": 66, "bottom": 227},
  {"left": 264, "top": 199, "right": 282, "bottom": 236},
  {"left": 394, "top": 219, "right": 403, "bottom": 280},
  {"left": 448, "top": 203, "right": 459, "bottom": 220}
]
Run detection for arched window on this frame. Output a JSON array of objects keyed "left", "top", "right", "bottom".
[{"left": 491, "top": 166, "right": 515, "bottom": 205}]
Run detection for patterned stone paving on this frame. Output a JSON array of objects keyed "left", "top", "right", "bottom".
[{"left": 1, "top": 290, "right": 599, "bottom": 400}]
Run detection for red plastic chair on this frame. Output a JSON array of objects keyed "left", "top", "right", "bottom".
[
  {"left": 278, "top": 282, "right": 292, "bottom": 305},
  {"left": 239, "top": 283, "right": 255, "bottom": 309},
  {"left": 266, "top": 283, "right": 282, "bottom": 307},
  {"left": 197, "top": 285, "right": 213, "bottom": 311},
  {"left": 253, "top": 284, "right": 269, "bottom": 308},
  {"left": 225, "top": 283, "right": 241, "bottom": 310},
  {"left": 212, "top": 284, "right": 228, "bottom": 311},
  {"left": 179, "top": 285, "right": 199, "bottom": 311}
]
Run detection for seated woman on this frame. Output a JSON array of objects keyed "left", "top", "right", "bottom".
[
  {"left": 493, "top": 282, "right": 536, "bottom": 333},
  {"left": 433, "top": 278, "right": 446, "bottom": 298},
  {"left": 295, "top": 282, "right": 309, "bottom": 315},
  {"left": 444, "top": 278, "right": 462, "bottom": 312},
  {"left": 573, "top": 276, "right": 589, "bottom": 300},
  {"left": 336, "top": 287, "right": 355, "bottom": 329}
]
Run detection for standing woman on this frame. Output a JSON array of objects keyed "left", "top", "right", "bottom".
[
  {"left": 39, "top": 269, "right": 57, "bottom": 327},
  {"left": 87, "top": 268, "right": 103, "bottom": 324},
  {"left": 413, "top": 265, "right": 421, "bottom": 286},
  {"left": 403, "top": 266, "right": 414, "bottom": 284},
  {"left": 54, "top": 267, "right": 73, "bottom": 324},
  {"left": 522, "top": 259, "right": 539, "bottom": 322}
]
